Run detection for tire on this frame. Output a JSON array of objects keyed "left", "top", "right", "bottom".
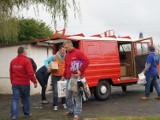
[
  {"left": 122, "top": 86, "right": 127, "bottom": 92},
  {"left": 94, "top": 80, "right": 111, "bottom": 101}
]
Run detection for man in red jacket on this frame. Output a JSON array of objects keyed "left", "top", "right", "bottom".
[
  {"left": 62, "top": 40, "right": 90, "bottom": 120},
  {"left": 10, "top": 47, "right": 37, "bottom": 120}
]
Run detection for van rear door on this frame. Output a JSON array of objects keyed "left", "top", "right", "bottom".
[{"left": 132, "top": 37, "right": 153, "bottom": 77}]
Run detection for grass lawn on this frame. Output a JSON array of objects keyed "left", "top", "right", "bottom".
[{"left": 97, "top": 116, "right": 160, "bottom": 120}]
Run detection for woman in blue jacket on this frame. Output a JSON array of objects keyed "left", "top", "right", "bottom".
[{"left": 36, "top": 66, "right": 51, "bottom": 103}]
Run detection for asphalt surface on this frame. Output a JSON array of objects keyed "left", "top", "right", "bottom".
[{"left": 0, "top": 84, "right": 160, "bottom": 120}]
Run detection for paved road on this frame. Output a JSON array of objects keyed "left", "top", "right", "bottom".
[{"left": 0, "top": 84, "right": 160, "bottom": 120}]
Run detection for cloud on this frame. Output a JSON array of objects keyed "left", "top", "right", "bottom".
[
  {"left": 63, "top": 0, "right": 160, "bottom": 43},
  {"left": 19, "top": 0, "right": 160, "bottom": 43}
]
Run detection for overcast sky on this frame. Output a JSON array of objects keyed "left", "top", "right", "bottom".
[{"left": 23, "top": 0, "right": 160, "bottom": 43}]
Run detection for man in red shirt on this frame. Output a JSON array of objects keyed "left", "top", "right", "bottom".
[
  {"left": 62, "top": 40, "right": 90, "bottom": 120},
  {"left": 10, "top": 47, "right": 37, "bottom": 120}
]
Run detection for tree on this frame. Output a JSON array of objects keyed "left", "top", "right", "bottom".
[
  {"left": 0, "top": 18, "right": 54, "bottom": 44},
  {"left": 0, "top": 17, "right": 19, "bottom": 44},
  {"left": 18, "top": 18, "right": 53, "bottom": 42},
  {"left": 0, "top": 0, "right": 80, "bottom": 43}
]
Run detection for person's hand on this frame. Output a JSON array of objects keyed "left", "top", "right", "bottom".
[
  {"left": 72, "top": 74, "right": 79, "bottom": 79},
  {"left": 34, "top": 83, "right": 37, "bottom": 88},
  {"left": 71, "top": 70, "right": 81, "bottom": 79},
  {"left": 61, "top": 76, "right": 64, "bottom": 81},
  {"left": 141, "top": 70, "right": 145, "bottom": 74},
  {"left": 77, "top": 70, "right": 81, "bottom": 76}
]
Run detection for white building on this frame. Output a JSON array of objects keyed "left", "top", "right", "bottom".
[{"left": 0, "top": 41, "right": 53, "bottom": 94}]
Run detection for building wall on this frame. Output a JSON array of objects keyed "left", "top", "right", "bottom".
[{"left": 0, "top": 44, "right": 53, "bottom": 94}]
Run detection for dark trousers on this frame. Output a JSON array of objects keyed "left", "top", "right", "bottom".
[
  {"left": 52, "top": 76, "right": 66, "bottom": 106},
  {"left": 36, "top": 74, "right": 49, "bottom": 101}
]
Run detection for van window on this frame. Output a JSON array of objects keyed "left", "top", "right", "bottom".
[
  {"left": 136, "top": 42, "right": 148, "bottom": 55},
  {"left": 134, "top": 38, "right": 152, "bottom": 55},
  {"left": 119, "top": 44, "right": 131, "bottom": 52}
]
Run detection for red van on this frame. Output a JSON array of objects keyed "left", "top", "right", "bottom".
[{"left": 37, "top": 30, "right": 154, "bottom": 100}]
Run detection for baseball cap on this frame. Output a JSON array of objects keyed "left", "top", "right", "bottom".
[{"left": 148, "top": 45, "right": 155, "bottom": 52}]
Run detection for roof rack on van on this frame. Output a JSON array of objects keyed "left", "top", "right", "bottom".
[
  {"left": 104, "top": 30, "right": 117, "bottom": 38},
  {"left": 67, "top": 33, "right": 85, "bottom": 37},
  {"left": 118, "top": 36, "right": 131, "bottom": 39},
  {"left": 53, "top": 28, "right": 66, "bottom": 38},
  {"left": 34, "top": 29, "right": 66, "bottom": 43},
  {"left": 90, "top": 30, "right": 117, "bottom": 38},
  {"left": 35, "top": 29, "right": 133, "bottom": 44},
  {"left": 90, "top": 34, "right": 102, "bottom": 38},
  {"left": 54, "top": 28, "right": 85, "bottom": 38}
]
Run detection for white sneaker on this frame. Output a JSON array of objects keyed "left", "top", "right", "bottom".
[
  {"left": 41, "top": 100, "right": 49, "bottom": 104},
  {"left": 63, "top": 104, "right": 67, "bottom": 109},
  {"left": 73, "top": 115, "right": 79, "bottom": 120},
  {"left": 21, "top": 104, "right": 23, "bottom": 107},
  {"left": 54, "top": 106, "right": 58, "bottom": 111},
  {"left": 11, "top": 116, "right": 17, "bottom": 120}
]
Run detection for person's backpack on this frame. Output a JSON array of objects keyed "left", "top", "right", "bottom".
[{"left": 28, "top": 57, "right": 37, "bottom": 73}]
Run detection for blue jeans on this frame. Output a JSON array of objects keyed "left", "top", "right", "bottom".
[
  {"left": 11, "top": 84, "right": 30, "bottom": 118},
  {"left": 66, "top": 79, "right": 82, "bottom": 116},
  {"left": 145, "top": 74, "right": 160, "bottom": 97},
  {"left": 53, "top": 76, "right": 66, "bottom": 106}
]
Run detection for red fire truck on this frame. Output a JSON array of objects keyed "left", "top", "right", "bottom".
[{"left": 37, "top": 29, "right": 158, "bottom": 101}]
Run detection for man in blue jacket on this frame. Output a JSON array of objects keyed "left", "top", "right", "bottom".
[{"left": 141, "top": 46, "right": 160, "bottom": 100}]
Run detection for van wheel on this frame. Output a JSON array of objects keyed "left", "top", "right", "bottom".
[
  {"left": 94, "top": 81, "right": 111, "bottom": 101},
  {"left": 122, "top": 86, "right": 127, "bottom": 92}
]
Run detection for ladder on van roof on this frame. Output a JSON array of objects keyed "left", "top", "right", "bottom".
[{"left": 52, "top": 29, "right": 131, "bottom": 39}]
